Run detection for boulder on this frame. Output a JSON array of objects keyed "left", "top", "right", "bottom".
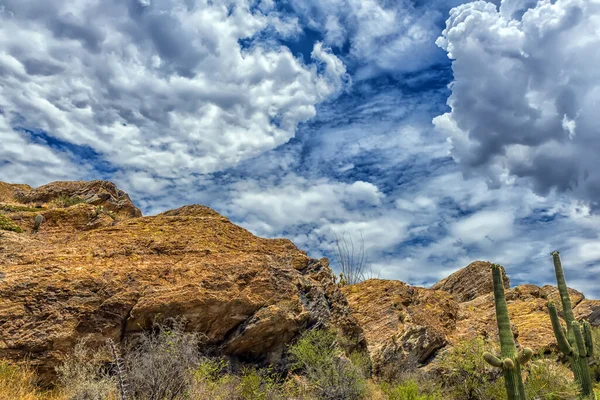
[
  {"left": 431, "top": 261, "right": 510, "bottom": 302},
  {"left": 0, "top": 182, "right": 363, "bottom": 382}
]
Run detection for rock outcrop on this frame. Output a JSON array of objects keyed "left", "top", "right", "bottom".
[
  {"left": 342, "top": 280, "right": 458, "bottom": 379},
  {"left": 0, "top": 182, "right": 363, "bottom": 382},
  {"left": 431, "top": 261, "right": 510, "bottom": 302},
  {"left": 344, "top": 262, "right": 596, "bottom": 378},
  {"left": 2, "top": 180, "right": 141, "bottom": 218}
]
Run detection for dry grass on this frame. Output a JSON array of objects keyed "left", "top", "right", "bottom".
[{"left": 0, "top": 362, "right": 61, "bottom": 400}]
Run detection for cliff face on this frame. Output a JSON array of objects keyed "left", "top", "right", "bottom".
[{"left": 0, "top": 181, "right": 363, "bottom": 381}]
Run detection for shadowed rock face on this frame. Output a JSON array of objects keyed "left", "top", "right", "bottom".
[{"left": 0, "top": 181, "right": 363, "bottom": 382}]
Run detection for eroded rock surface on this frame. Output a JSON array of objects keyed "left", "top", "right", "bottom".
[
  {"left": 0, "top": 182, "right": 362, "bottom": 382},
  {"left": 342, "top": 279, "right": 458, "bottom": 378},
  {"left": 431, "top": 261, "right": 510, "bottom": 302}
]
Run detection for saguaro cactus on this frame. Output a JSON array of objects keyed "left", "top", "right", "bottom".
[
  {"left": 547, "top": 251, "right": 595, "bottom": 399},
  {"left": 483, "top": 264, "right": 533, "bottom": 400},
  {"left": 32, "top": 214, "right": 44, "bottom": 233}
]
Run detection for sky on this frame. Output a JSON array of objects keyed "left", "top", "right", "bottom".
[{"left": 1, "top": 0, "right": 599, "bottom": 296}]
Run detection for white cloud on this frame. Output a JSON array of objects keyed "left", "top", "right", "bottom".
[
  {"left": 0, "top": 0, "right": 346, "bottom": 182},
  {"left": 451, "top": 209, "right": 515, "bottom": 245},
  {"left": 289, "top": 0, "right": 461, "bottom": 77},
  {"left": 0, "top": 112, "right": 78, "bottom": 185},
  {"left": 435, "top": 0, "right": 600, "bottom": 208}
]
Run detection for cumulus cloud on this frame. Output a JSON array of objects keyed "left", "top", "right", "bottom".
[
  {"left": 0, "top": 112, "right": 80, "bottom": 185},
  {"left": 289, "top": 0, "right": 464, "bottom": 77},
  {"left": 0, "top": 0, "right": 346, "bottom": 182},
  {"left": 435, "top": 0, "right": 600, "bottom": 208}
]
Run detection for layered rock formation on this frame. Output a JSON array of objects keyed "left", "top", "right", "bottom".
[
  {"left": 0, "top": 181, "right": 363, "bottom": 382},
  {"left": 342, "top": 280, "right": 458, "bottom": 379}
]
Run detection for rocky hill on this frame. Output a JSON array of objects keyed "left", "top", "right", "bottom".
[{"left": 0, "top": 180, "right": 598, "bottom": 385}]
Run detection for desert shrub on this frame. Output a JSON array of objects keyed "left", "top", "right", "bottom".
[
  {"left": 56, "top": 340, "right": 117, "bottom": 400},
  {"left": 191, "top": 358, "right": 309, "bottom": 400},
  {"left": 0, "top": 213, "right": 23, "bottom": 232},
  {"left": 288, "top": 328, "right": 367, "bottom": 400},
  {"left": 380, "top": 377, "right": 443, "bottom": 400},
  {"left": 0, "top": 204, "right": 42, "bottom": 212},
  {"left": 0, "top": 361, "right": 47, "bottom": 400},
  {"left": 53, "top": 195, "right": 85, "bottom": 208},
  {"left": 438, "top": 336, "right": 505, "bottom": 400},
  {"left": 125, "top": 319, "right": 202, "bottom": 400},
  {"left": 524, "top": 357, "right": 579, "bottom": 400}
]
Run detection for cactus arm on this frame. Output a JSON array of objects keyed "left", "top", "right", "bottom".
[
  {"left": 517, "top": 348, "right": 533, "bottom": 365},
  {"left": 583, "top": 320, "right": 594, "bottom": 357},
  {"left": 573, "top": 322, "right": 588, "bottom": 357},
  {"left": 552, "top": 251, "right": 576, "bottom": 328},
  {"left": 548, "top": 302, "right": 573, "bottom": 355},
  {"left": 483, "top": 352, "right": 503, "bottom": 368},
  {"left": 503, "top": 358, "right": 515, "bottom": 369}
]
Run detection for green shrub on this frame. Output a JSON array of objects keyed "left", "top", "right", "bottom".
[
  {"left": 0, "top": 204, "right": 41, "bottom": 213},
  {"left": 53, "top": 195, "right": 85, "bottom": 208},
  {"left": 380, "top": 378, "right": 443, "bottom": 400},
  {"left": 192, "top": 359, "right": 309, "bottom": 400},
  {"left": 438, "top": 336, "right": 506, "bottom": 400},
  {"left": 288, "top": 328, "right": 367, "bottom": 400},
  {"left": 524, "top": 357, "right": 579, "bottom": 400},
  {"left": 0, "top": 213, "right": 23, "bottom": 232}
]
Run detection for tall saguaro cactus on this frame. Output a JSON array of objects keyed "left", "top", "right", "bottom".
[
  {"left": 483, "top": 264, "right": 533, "bottom": 400},
  {"left": 547, "top": 251, "right": 595, "bottom": 399}
]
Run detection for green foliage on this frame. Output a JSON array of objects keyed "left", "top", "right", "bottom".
[
  {"left": 193, "top": 359, "right": 309, "bottom": 400},
  {"left": 0, "top": 204, "right": 42, "bottom": 212},
  {"left": 288, "top": 328, "right": 367, "bottom": 400},
  {"left": 53, "top": 195, "right": 85, "bottom": 208},
  {"left": 0, "top": 213, "right": 23, "bottom": 232},
  {"left": 439, "top": 336, "right": 507, "bottom": 400},
  {"left": 380, "top": 378, "right": 443, "bottom": 400},
  {"left": 524, "top": 358, "right": 580, "bottom": 400}
]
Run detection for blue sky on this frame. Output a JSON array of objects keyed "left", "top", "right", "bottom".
[{"left": 1, "top": 0, "right": 599, "bottom": 296}]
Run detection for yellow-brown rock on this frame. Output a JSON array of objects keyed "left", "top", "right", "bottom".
[
  {"left": 342, "top": 279, "right": 458, "bottom": 379},
  {"left": 431, "top": 261, "right": 510, "bottom": 302},
  {"left": 575, "top": 299, "right": 600, "bottom": 326},
  {"left": 450, "top": 284, "right": 556, "bottom": 354},
  {"left": 0, "top": 182, "right": 362, "bottom": 382}
]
